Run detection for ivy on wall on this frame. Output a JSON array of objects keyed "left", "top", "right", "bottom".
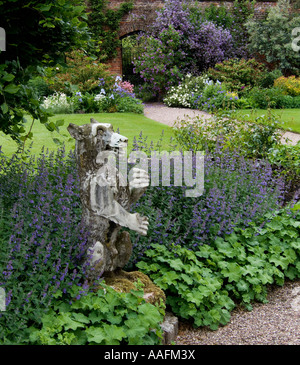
[{"left": 87, "top": 0, "right": 134, "bottom": 60}]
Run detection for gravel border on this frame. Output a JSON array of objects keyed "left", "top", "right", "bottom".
[
  {"left": 144, "top": 103, "right": 300, "bottom": 345},
  {"left": 176, "top": 280, "right": 300, "bottom": 345}
]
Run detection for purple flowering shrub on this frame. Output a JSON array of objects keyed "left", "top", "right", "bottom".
[
  {"left": 133, "top": 0, "right": 235, "bottom": 99},
  {"left": 127, "top": 142, "right": 285, "bottom": 267},
  {"left": 0, "top": 147, "right": 93, "bottom": 343},
  {"left": 133, "top": 26, "right": 184, "bottom": 99},
  {"left": 189, "top": 21, "right": 234, "bottom": 71}
]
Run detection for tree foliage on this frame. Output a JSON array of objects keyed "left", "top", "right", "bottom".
[
  {"left": 0, "top": 0, "right": 89, "bottom": 143},
  {"left": 0, "top": 0, "right": 89, "bottom": 68}
]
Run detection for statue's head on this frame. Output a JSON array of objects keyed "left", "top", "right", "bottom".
[{"left": 67, "top": 118, "right": 128, "bottom": 157}]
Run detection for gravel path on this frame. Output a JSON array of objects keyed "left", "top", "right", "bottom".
[
  {"left": 143, "top": 102, "right": 300, "bottom": 345},
  {"left": 176, "top": 280, "right": 300, "bottom": 345},
  {"left": 144, "top": 102, "right": 300, "bottom": 145}
]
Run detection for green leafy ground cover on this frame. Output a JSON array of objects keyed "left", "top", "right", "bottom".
[
  {"left": 137, "top": 205, "right": 300, "bottom": 330},
  {"left": 28, "top": 285, "right": 165, "bottom": 345}
]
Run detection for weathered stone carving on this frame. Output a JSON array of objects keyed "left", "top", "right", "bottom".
[{"left": 68, "top": 119, "right": 149, "bottom": 280}]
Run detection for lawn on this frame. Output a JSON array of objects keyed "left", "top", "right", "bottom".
[
  {"left": 1, "top": 109, "right": 299, "bottom": 157},
  {"left": 0, "top": 113, "right": 175, "bottom": 156},
  {"left": 232, "top": 109, "right": 300, "bottom": 133}
]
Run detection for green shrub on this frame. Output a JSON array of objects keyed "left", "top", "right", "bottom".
[
  {"left": 137, "top": 205, "right": 300, "bottom": 328},
  {"left": 46, "top": 50, "right": 114, "bottom": 95},
  {"left": 259, "top": 69, "right": 283, "bottom": 89},
  {"left": 278, "top": 95, "right": 300, "bottom": 108},
  {"left": 204, "top": 3, "right": 234, "bottom": 29},
  {"left": 245, "top": 86, "right": 300, "bottom": 109},
  {"left": 173, "top": 110, "right": 282, "bottom": 158},
  {"left": 28, "top": 284, "right": 165, "bottom": 345},
  {"left": 267, "top": 142, "right": 300, "bottom": 183},
  {"left": 115, "top": 96, "right": 144, "bottom": 114},
  {"left": 207, "top": 58, "right": 266, "bottom": 95},
  {"left": 28, "top": 76, "right": 52, "bottom": 99},
  {"left": 240, "top": 111, "right": 283, "bottom": 157},
  {"left": 234, "top": 96, "right": 253, "bottom": 109},
  {"left": 246, "top": 87, "right": 285, "bottom": 109},
  {"left": 137, "top": 244, "right": 235, "bottom": 330}
]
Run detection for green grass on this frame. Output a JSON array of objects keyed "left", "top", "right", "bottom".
[
  {"left": 232, "top": 109, "right": 300, "bottom": 133},
  {"left": 0, "top": 113, "right": 175, "bottom": 157}
]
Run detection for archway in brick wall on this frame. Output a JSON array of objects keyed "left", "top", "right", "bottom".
[
  {"left": 106, "top": 0, "right": 279, "bottom": 77},
  {"left": 106, "top": 0, "right": 163, "bottom": 76},
  {"left": 121, "top": 31, "right": 145, "bottom": 85}
]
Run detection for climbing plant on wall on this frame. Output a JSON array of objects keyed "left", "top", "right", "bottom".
[{"left": 87, "top": 0, "right": 134, "bottom": 60}]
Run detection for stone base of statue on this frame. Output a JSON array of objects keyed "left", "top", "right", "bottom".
[
  {"left": 102, "top": 269, "right": 166, "bottom": 305},
  {"left": 101, "top": 269, "right": 178, "bottom": 345}
]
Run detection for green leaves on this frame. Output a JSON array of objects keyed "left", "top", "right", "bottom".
[
  {"left": 219, "top": 262, "right": 242, "bottom": 282},
  {"left": 246, "top": 0, "right": 300, "bottom": 75},
  {"left": 86, "top": 324, "right": 125, "bottom": 345},
  {"left": 28, "top": 284, "right": 165, "bottom": 345},
  {"left": 3, "top": 83, "right": 20, "bottom": 94},
  {"left": 137, "top": 206, "right": 300, "bottom": 330},
  {"left": 1, "top": 102, "right": 8, "bottom": 114},
  {"left": 137, "top": 243, "right": 233, "bottom": 330},
  {"left": 0, "top": 0, "right": 90, "bottom": 143}
]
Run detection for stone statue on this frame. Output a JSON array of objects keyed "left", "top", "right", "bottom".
[{"left": 67, "top": 119, "right": 149, "bottom": 280}]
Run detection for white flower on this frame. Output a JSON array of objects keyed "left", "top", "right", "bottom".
[
  {"left": 94, "top": 94, "right": 105, "bottom": 102},
  {"left": 41, "top": 92, "right": 74, "bottom": 113}
]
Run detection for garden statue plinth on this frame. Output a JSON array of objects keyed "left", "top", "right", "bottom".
[
  {"left": 102, "top": 269, "right": 166, "bottom": 306},
  {"left": 68, "top": 119, "right": 149, "bottom": 280}
]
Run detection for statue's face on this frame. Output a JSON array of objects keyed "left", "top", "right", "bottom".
[
  {"left": 67, "top": 119, "right": 128, "bottom": 165},
  {"left": 68, "top": 120, "right": 127, "bottom": 148},
  {"left": 102, "top": 128, "right": 128, "bottom": 151}
]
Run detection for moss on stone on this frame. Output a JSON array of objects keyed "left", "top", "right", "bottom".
[{"left": 102, "top": 269, "right": 166, "bottom": 306}]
